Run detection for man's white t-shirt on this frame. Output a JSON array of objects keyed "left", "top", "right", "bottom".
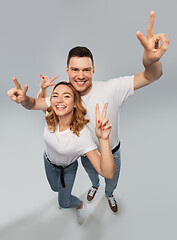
[
  {"left": 44, "top": 125, "right": 97, "bottom": 167},
  {"left": 81, "top": 76, "right": 134, "bottom": 149}
]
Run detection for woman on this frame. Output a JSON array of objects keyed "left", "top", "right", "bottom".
[{"left": 7, "top": 77, "right": 115, "bottom": 225}]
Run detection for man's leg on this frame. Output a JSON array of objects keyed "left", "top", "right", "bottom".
[
  {"left": 81, "top": 155, "right": 100, "bottom": 201},
  {"left": 105, "top": 149, "right": 121, "bottom": 213}
]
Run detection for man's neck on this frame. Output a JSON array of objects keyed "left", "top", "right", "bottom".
[{"left": 80, "top": 83, "right": 93, "bottom": 96}]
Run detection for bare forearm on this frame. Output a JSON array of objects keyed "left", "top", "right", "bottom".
[
  {"left": 37, "top": 88, "right": 47, "bottom": 98},
  {"left": 21, "top": 96, "right": 36, "bottom": 110},
  {"left": 144, "top": 60, "right": 162, "bottom": 82},
  {"left": 99, "top": 139, "right": 115, "bottom": 179}
]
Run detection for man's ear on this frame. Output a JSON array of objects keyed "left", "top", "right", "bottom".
[
  {"left": 66, "top": 66, "right": 69, "bottom": 74},
  {"left": 93, "top": 67, "right": 95, "bottom": 74}
]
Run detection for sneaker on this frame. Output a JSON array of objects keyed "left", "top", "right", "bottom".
[
  {"left": 87, "top": 186, "right": 98, "bottom": 202},
  {"left": 77, "top": 201, "right": 86, "bottom": 225},
  {"left": 107, "top": 195, "right": 118, "bottom": 214}
]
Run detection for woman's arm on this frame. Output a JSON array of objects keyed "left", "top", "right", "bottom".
[
  {"left": 86, "top": 103, "right": 115, "bottom": 179},
  {"left": 37, "top": 75, "right": 57, "bottom": 98},
  {"left": 37, "top": 75, "right": 58, "bottom": 113}
]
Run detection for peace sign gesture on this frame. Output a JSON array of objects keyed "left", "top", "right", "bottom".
[
  {"left": 7, "top": 77, "right": 29, "bottom": 104},
  {"left": 136, "top": 11, "right": 170, "bottom": 67},
  {"left": 95, "top": 103, "right": 112, "bottom": 140},
  {"left": 40, "top": 75, "right": 58, "bottom": 90}
]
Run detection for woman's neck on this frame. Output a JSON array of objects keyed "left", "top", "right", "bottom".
[{"left": 58, "top": 114, "right": 72, "bottom": 132}]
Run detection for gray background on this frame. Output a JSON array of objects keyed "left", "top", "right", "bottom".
[{"left": 1, "top": 0, "right": 177, "bottom": 239}]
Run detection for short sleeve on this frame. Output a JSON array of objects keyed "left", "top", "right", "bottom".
[
  {"left": 106, "top": 75, "right": 134, "bottom": 105},
  {"left": 79, "top": 127, "right": 97, "bottom": 155}
]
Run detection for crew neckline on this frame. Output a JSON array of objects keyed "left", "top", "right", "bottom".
[{"left": 56, "top": 124, "right": 70, "bottom": 135}]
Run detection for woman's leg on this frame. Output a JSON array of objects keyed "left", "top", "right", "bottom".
[
  {"left": 44, "top": 152, "right": 80, "bottom": 209},
  {"left": 44, "top": 152, "right": 60, "bottom": 192},
  {"left": 58, "top": 161, "right": 80, "bottom": 209}
]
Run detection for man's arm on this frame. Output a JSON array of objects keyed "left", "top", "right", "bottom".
[
  {"left": 134, "top": 11, "right": 170, "bottom": 90},
  {"left": 7, "top": 77, "right": 48, "bottom": 110}
]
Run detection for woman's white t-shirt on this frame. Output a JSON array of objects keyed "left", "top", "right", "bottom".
[{"left": 43, "top": 125, "right": 97, "bottom": 167}]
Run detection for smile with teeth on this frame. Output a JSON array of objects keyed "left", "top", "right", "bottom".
[
  {"left": 75, "top": 81, "right": 86, "bottom": 86},
  {"left": 55, "top": 105, "right": 66, "bottom": 111}
]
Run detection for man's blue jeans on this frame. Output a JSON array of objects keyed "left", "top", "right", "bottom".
[
  {"left": 81, "top": 148, "right": 121, "bottom": 197},
  {"left": 44, "top": 152, "right": 81, "bottom": 209}
]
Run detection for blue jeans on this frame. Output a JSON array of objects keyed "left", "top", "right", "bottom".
[
  {"left": 44, "top": 152, "right": 81, "bottom": 209},
  {"left": 81, "top": 148, "right": 121, "bottom": 197}
]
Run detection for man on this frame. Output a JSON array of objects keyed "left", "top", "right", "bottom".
[{"left": 7, "top": 11, "right": 170, "bottom": 214}]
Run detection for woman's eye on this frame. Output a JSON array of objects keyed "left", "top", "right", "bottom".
[{"left": 64, "top": 95, "right": 70, "bottom": 98}]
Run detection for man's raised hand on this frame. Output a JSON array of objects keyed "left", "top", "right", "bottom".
[
  {"left": 7, "top": 77, "right": 28, "bottom": 104},
  {"left": 136, "top": 11, "right": 170, "bottom": 68}
]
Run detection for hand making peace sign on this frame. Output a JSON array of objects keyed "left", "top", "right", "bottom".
[
  {"left": 95, "top": 103, "right": 112, "bottom": 140},
  {"left": 136, "top": 11, "right": 170, "bottom": 68},
  {"left": 39, "top": 75, "right": 58, "bottom": 90},
  {"left": 7, "top": 77, "right": 29, "bottom": 104}
]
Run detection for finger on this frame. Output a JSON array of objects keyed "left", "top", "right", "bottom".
[
  {"left": 49, "top": 83, "right": 56, "bottom": 87},
  {"left": 154, "top": 34, "right": 170, "bottom": 53},
  {"left": 42, "top": 75, "right": 50, "bottom": 81},
  {"left": 7, "top": 89, "right": 17, "bottom": 101},
  {"left": 22, "top": 84, "right": 28, "bottom": 95},
  {"left": 147, "top": 10, "right": 155, "bottom": 39},
  {"left": 136, "top": 31, "right": 149, "bottom": 49},
  {"left": 101, "top": 117, "right": 109, "bottom": 127},
  {"left": 50, "top": 75, "right": 59, "bottom": 83},
  {"left": 7, "top": 88, "right": 18, "bottom": 97},
  {"left": 95, "top": 103, "right": 100, "bottom": 124},
  {"left": 40, "top": 78, "right": 46, "bottom": 85},
  {"left": 102, "top": 123, "right": 112, "bottom": 131},
  {"left": 159, "top": 38, "right": 170, "bottom": 54},
  {"left": 101, "top": 103, "right": 108, "bottom": 120},
  {"left": 12, "top": 77, "right": 22, "bottom": 89}
]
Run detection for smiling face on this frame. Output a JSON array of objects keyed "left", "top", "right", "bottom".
[
  {"left": 66, "top": 57, "right": 95, "bottom": 96},
  {"left": 51, "top": 84, "right": 75, "bottom": 118}
]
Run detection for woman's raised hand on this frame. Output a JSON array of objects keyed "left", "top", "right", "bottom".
[
  {"left": 95, "top": 103, "right": 112, "bottom": 140},
  {"left": 40, "top": 75, "right": 58, "bottom": 90}
]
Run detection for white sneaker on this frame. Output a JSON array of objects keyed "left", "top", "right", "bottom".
[{"left": 77, "top": 201, "right": 86, "bottom": 225}]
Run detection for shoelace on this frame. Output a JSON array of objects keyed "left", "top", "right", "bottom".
[
  {"left": 89, "top": 187, "right": 97, "bottom": 197},
  {"left": 108, "top": 196, "right": 116, "bottom": 207}
]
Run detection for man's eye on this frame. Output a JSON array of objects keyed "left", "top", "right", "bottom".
[
  {"left": 73, "top": 69, "right": 78, "bottom": 71},
  {"left": 84, "top": 69, "right": 91, "bottom": 72}
]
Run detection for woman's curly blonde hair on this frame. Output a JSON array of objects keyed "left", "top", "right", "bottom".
[{"left": 45, "top": 81, "right": 89, "bottom": 136}]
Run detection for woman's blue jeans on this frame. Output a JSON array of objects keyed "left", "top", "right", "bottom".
[{"left": 44, "top": 152, "right": 81, "bottom": 209}]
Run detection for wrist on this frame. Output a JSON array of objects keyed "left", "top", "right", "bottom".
[
  {"left": 40, "top": 87, "right": 47, "bottom": 92},
  {"left": 98, "top": 137, "right": 109, "bottom": 143}
]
